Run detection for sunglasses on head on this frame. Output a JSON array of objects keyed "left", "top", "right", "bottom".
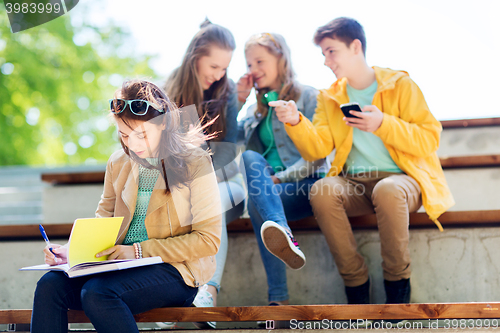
[{"left": 109, "top": 98, "right": 164, "bottom": 116}]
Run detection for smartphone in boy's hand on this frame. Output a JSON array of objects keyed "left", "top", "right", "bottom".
[{"left": 340, "top": 102, "right": 362, "bottom": 119}]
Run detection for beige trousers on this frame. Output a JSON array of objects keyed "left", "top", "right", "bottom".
[{"left": 309, "top": 172, "right": 422, "bottom": 287}]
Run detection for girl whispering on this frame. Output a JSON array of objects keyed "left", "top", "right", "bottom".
[{"left": 237, "top": 32, "right": 327, "bottom": 306}]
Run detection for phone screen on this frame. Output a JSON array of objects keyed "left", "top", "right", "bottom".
[{"left": 340, "top": 103, "right": 362, "bottom": 118}]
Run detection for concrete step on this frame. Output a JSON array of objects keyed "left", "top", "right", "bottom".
[
  {"left": 0, "top": 201, "right": 42, "bottom": 216},
  {"left": 0, "top": 173, "right": 42, "bottom": 186},
  {"left": 36, "top": 165, "right": 500, "bottom": 225},
  {"left": 0, "top": 186, "right": 43, "bottom": 202},
  {"left": 439, "top": 126, "right": 500, "bottom": 157},
  {"left": 443, "top": 167, "right": 500, "bottom": 211},
  {"left": 0, "top": 214, "right": 43, "bottom": 225},
  {"left": 0, "top": 169, "right": 44, "bottom": 226}
]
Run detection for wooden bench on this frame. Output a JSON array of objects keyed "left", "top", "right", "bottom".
[
  {"left": 440, "top": 117, "right": 500, "bottom": 129},
  {"left": 2, "top": 302, "right": 500, "bottom": 326},
  {"left": 2, "top": 210, "right": 500, "bottom": 241},
  {"left": 2, "top": 151, "right": 500, "bottom": 240}
]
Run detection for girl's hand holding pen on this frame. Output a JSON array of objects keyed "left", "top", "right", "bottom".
[
  {"left": 44, "top": 244, "right": 68, "bottom": 266},
  {"left": 236, "top": 73, "right": 253, "bottom": 102},
  {"left": 96, "top": 245, "right": 135, "bottom": 260}
]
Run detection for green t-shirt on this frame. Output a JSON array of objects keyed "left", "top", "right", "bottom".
[
  {"left": 258, "top": 107, "right": 285, "bottom": 173},
  {"left": 344, "top": 80, "right": 402, "bottom": 175},
  {"left": 123, "top": 160, "right": 159, "bottom": 245}
]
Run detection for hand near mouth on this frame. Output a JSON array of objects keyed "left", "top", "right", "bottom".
[{"left": 237, "top": 73, "right": 254, "bottom": 102}]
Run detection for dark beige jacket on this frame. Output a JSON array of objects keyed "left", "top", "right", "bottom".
[{"left": 95, "top": 149, "right": 222, "bottom": 287}]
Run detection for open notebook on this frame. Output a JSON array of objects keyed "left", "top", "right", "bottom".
[{"left": 20, "top": 217, "right": 162, "bottom": 278}]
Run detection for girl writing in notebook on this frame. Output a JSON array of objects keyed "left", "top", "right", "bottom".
[{"left": 30, "top": 80, "right": 222, "bottom": 333}]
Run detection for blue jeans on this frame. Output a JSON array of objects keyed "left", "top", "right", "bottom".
[
  {"left": 31, "top": 263, "right": 197, "bottom": 333},
  {"left": 241, "top": 150, "right": 319, "bottom": 302},
  {"left": 208, "top": 180, "right": 245, "bottom": 292}
]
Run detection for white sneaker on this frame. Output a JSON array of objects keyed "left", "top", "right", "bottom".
[
  {"left": 261, "top": 221, "right": 306, "bottom": 270},
  {"left": 192, "top": 284, "right": 216, "bottom": 329},
  {"left": 156, "top": 321, "right": 176, "bottom": 329}
]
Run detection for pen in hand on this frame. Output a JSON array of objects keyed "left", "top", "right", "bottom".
[{"left": 39, "top": 224, "right": 56, "bottom": 257}]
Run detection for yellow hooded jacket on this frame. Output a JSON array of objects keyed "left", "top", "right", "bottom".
[{"left": 285, "top": 67, "right": 454, "bottom": 230}]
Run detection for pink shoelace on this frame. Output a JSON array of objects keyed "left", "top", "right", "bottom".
[{"left": 285, "top": 229, "right": 300, "bottom": 248}]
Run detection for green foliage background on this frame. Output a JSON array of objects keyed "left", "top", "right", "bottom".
[{"left": 0, "top": 6, "right": 156, "bottom": 166}]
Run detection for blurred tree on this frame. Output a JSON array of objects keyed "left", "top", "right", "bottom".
[{"left": 0, "top": 5, "right": 156, "bottom": 166}]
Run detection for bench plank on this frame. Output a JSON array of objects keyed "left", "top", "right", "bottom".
[
  {"left": 41, "top": 171, "right": 105, "bottom": 185},
  {"left": 227, "top": 210, "right": 500, "bottom": 232},
  {"left": 2, "top": 210, "right": 500, "bottom": 240},
  {"left": 440, "top": 155, "right": 500, "bottom": 169},
  {"left": 132, "top": 303, "right": 500, "bottom": 321},
  {"left": 2, "top": 303, "right": 500, "bottom": 324},
  {"left": 441, "top": 117, "right": 500, "bottom": 129},
  {"left": 0, "top": 224, "right": 73, "bottom": 240}
]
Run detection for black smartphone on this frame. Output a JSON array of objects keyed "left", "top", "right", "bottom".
[{"left": 340, "top": 102, "right": 362, "bottom": 118}]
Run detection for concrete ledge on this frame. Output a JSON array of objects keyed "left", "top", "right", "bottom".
[
  {"left": 38, "top": 153, "right": 500, "bottom": 224},
  {"left": 3, "top": 227, "right": 500, "bottom": 309}
]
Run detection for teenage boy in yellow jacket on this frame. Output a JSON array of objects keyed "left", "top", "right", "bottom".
[{"left": 270, "top": 17, "right": 454, "bottom": 304}]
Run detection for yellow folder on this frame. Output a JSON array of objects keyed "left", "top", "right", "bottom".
[{"left": 68, "top": 217, "right": 124, "bottom": 267}]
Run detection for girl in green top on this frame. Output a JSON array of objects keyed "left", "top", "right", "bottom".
[{"left": 237, "top": 32, "right": 327, "bottom": 305}]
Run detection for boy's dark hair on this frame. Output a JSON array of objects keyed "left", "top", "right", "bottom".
[{"left": 313, "top": 17, "right": 366, "bottom": 56}]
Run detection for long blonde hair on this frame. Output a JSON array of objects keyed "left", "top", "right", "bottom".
[
  {"left": 244, "top": 32, "right": 301, "bottom": 118},
  {"left": 164, "top": 19, "right": 235, "bottom": 140}
]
